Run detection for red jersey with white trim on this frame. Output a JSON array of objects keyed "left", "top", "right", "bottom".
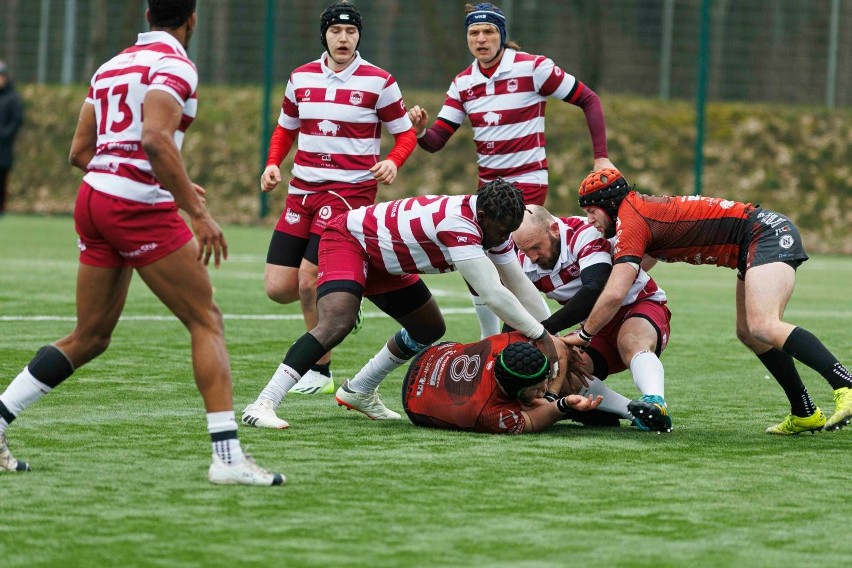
[
  {"left": 613, "top": 193, "right": 755, "bottom": 267},
  {"left": 83, "top": 31, "right": 197, "bottom": 204},
  {"left": 436, "top": 48, "right": 578, "bottom": 186},
  {"left": 279, "top": 52, "right": 412, "bottom": 194},
  {"left": 402, "top": 333, "right": 533, "bottom": 434},
  {"left": 519, "top": 216, "right": 667, "bottom": 305},
  {"left": 344, "top": 194, "right": 516, "bottom": 275}
]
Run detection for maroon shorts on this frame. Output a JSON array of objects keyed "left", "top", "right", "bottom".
[
  {"left": 273, "top": 187, "right": 376, "bottom": 239},
  {"left": 588, "top": 299, "right": 671, "bottom": 376},
  {"left": 74, "top": 182, "right": 193, "bottom": 269},
  {"left": 317, "top": 215, "right": 420, "bottom": 296}
]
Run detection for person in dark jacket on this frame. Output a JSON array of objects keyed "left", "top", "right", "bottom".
[{"left": 0, "top": 60, "right": 24, "bottom": 214}]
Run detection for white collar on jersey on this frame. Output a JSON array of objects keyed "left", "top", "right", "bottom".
[
  {"left": 135, "top": 31, "right": 189, "bottom": 58},
  {"left": 320, "top": 51, "right": 363, "bottom": 82},
  {"left": 471, "top": 47, "right": 517, "bottom": 85}
]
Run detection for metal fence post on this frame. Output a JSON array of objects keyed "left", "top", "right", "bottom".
[
  {"left": 826, "top": 0, "right": 840, "bottom": 109},
  {"left": 659, "top": 0, "right": 675, "bottom": 100},
  {"left": 694, "top": 0, "right": 711, "bottom": 196},
  {"left": 259, "top": 0, "right": 276, "bottom": 219}
]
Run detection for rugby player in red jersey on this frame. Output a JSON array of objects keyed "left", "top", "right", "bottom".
[{"left": 564, "top": 168, "right": 852, "bottom": 434}]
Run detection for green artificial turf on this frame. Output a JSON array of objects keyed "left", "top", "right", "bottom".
[{"left": 1, "top": 215, "right": 849, "bottom": 567}]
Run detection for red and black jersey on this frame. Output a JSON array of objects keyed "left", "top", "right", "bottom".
[
  {"left": 613, "top": 192, "right": 755, "bottom": 268},
  {"left": 402, "top": 332, "right": 533, "bottom": 434}
]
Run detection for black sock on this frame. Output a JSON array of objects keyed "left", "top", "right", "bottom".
[
  {"left": 757, "top": 348, "right": 816, "bottom": 417},
  {"left": 28, "top": 345, "right": 74, "bottom": 388},
  {"left": 282, "top": 334, "right": 327, "bottom": 377},
  {"left": 310, "top": 362, "right": 331, "bottom": 377},
  {"left": 783, "top": 327, "right": 852, "bottom": 390}
]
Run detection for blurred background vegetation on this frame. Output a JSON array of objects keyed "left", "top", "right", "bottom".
[{"left": 1, "top": 1, "right": 850, "bottom": 253}]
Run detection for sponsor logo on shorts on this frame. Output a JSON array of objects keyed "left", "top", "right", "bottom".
[
  {"left": 77, "top": 238, "right": 87, "bottom": 251},
  {"left": 319, "top": 205, "right": 333, "bottom": 220},
  {"left": 285, "top": 208, "right": 301, "bottom": 225},
  {"left": 120, "top": 242, "right": 158, "bottom": 258},
  {"left": 779, "top": 235, "right": 794, "bottom": 249},
  {"left": 757, "top": 211, "right": 786, "bottom": 228}
]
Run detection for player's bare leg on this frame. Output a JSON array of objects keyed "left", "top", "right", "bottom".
[
  {"left": 291, "top": 258, "right": 335, "bottom": 394},
  {"left": 140, "top": 241, "right": 283, "bottom": 485},
  {"left": 739, "top": 266, "right": 825, "bottom": 434},
  {"left": 1, "top": 263, "right": 131, "bottom": 473}
]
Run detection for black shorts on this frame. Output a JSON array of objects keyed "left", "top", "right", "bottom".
[{"left": 738, "top": 208, "right": 808, "bottom": 279}]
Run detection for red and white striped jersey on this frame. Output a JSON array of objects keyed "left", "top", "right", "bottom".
[
  {"left": 345, "top": 194, "right": 516, "bottom": 274},
  {"left": 279, "top": 52, "right": 412, "bottom": 193},
  {"left": 83, "top": 31, "right": 197, "bottom": 204},
  {"left": 436, "top": 48, "right": 577, "bottom": 186},
  {"left": 518, "top": 216, "right": 667, "bottom": 306}
]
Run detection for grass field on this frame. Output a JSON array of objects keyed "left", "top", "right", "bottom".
[{"left": 1, "top": 214, "right": 850, "bottom": 568}]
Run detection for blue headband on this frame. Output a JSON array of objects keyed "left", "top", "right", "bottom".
[{"left": 465, "top": 4, "right": 507, "bottom": 47}]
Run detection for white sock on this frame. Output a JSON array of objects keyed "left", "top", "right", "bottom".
[
  {"left": 630, "top": 351, "right": 665, "bottom": 398},
  {"left": 257, "top": 363, "right": 300, "bottom": 407},
  {"left": 0, "top": 368, "right": 53, "bottom": 435},
  {"left": 207, "top": 410, "right": 245, "bottom": 465},
  {"left": 349, "top": 345, "right": 408, "bottom": 394},
  {"left": 472, "top": 295, "right": 501, "bottom": 339},
  {"left": 579, "top": 377, "right": 632, "bottom": 419}
]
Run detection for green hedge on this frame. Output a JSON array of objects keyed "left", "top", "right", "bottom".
[{"left": 8, "top": 85, "right": 851, "bottom": 253}]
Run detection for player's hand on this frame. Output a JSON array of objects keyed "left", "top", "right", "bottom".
[
  {"left": 192, "top": 182, "right": 207, "bottom": 203},
  {"left": 190, "top": 213, "right": 228, "bottom": 268},
  {"left": 260, "top": 165, "right": 282, "bottom": 192},
  {"left": 566, "top": 346, "right": 593, "bottom": 388},
  {"left": 560, "top": 330, "right": 591, "bottom": 349},
  {"left": 564, "top": 394, "right": 603, "bottom": 412},
  {"left": 408, "top": 105, "right": 429, "bottom": 135},
  {"left": 370, "top": 159, "right": 398, "bottom": 185},
  {"left": 593, "top": 157, "right": 615, "bottom": 171}
]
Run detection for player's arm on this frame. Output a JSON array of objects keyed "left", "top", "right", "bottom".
[
  {"left": 409, "top": 104, "right": 459, "bottom": 153},
  {"left": 541, "top": 262, "right": 611, "bottom": 333},
  {"left": 456, "top": 256, "right": 547, "bottom": 341},
  {"left": 261, "top": 124, "right": 298, "bottom": 192},
  {"left": 68, "top": 103, "right": 97, "bottom": 172},
  {"left": 563, "top": 262, "right": 637, "bottom": 347},
  {"left": 641, "top": 255, "right": 658, "bottom": 272},
  {"left": 521, "top": 394, "right": 602, "bottom": 433},
  {"left": 141, "top": 89, "right": 226, "bottom": 267},
  {"left": 563, "top": 82, "right": 613, "bottom": 171},
  {"left": 370, "top": 128, "right": 417, "bottom": 185},
  {"left": 495, "top": 258, "right": 551, "bottom": 322}
]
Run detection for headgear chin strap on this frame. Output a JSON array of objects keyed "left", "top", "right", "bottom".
[
  {"left": 465, "top": 3, "right": 507, "bottom": 48},
  {"left": 320, "top": 2, "right": 363, "bottom": 53}
]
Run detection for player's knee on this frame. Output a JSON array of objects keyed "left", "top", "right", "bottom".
[
  {"left": 265, "top": 280, "right": 298, "bottom": 304},
  {"left": 298, "top": 282, "right": 317, "bottom": 307}
]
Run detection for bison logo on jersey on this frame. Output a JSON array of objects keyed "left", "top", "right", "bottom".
[
  {"left": 507, "top": 79, "right": 518, "bottom": 93},
  {"left": 349, "top": 91, "right": 363, "bottom": 106},
  {"left": 483, "top": 111, "right": 502, "bottom": 126},
  {"left": 317, "top": 120, "right": 340, "bottom": 135}
]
